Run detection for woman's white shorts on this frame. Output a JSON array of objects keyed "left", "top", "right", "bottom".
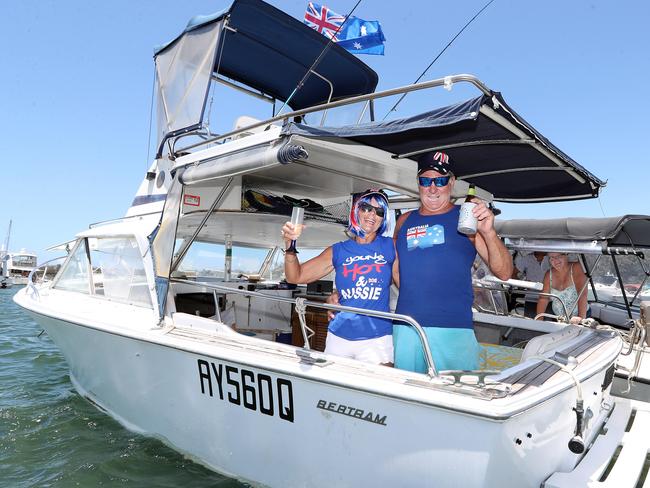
[{"left": 324, "top": 333, "right": 393, "bottom": 364}]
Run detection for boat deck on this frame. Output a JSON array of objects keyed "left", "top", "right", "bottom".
[{"left": 501, "top": 332, "right": 615, "bottom": 396}]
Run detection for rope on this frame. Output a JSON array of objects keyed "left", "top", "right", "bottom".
[
  {"left": 295, "top": 297, "right": 315, "bottom": 349},
  {"left": 529, "top": 355, "right": 583, "bottom": 402}
]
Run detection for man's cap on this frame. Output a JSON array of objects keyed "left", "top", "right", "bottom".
[{"left": 417, "top": 151, "right": 453, "bottom": 176}]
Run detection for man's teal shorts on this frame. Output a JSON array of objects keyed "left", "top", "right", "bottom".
[{"left": 393, "top": 324, "right": 479, "bottom": 372}]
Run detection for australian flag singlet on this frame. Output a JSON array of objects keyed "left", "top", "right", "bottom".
[{"left": 395, "top": 206, "right": 476, "bottom": 329}]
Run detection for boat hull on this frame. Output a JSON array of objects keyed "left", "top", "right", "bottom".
[{"left": 16, "top": 296, "right": 616, "bottom": 488}]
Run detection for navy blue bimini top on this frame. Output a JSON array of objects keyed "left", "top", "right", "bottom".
[{"left": 395, "top": 206, "right": 476, "bottom": 329}]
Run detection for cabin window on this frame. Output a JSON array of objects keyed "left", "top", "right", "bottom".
[
  {"left": 175, "top": 241, "right": 273, "bottom": 279},
  {"left": 173, "top": 240, "right": 330, "bottom": 282},
  {"left": 87, "top": 237, "right": 152, "bottom": 308},
  {"left": 53, "top": 239, "right": 91, "bottom": 294}
]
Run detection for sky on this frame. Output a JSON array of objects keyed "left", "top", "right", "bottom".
[{"left": 2, "top": 0, "right": 649, "bottom": 261}]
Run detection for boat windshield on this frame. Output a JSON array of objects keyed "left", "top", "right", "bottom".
[
  {"left": 174, "top": 240, "right": 326, "bottom": 282},
  {"left": 53, "top": 237, "right": 152, "bottom": 308}
]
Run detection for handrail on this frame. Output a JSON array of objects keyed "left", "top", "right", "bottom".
[
  {"left": 171, "top": 278, "right": 439, "bottom": 377},
  {"left": 27, "top": 257, "right": 67, "bottom": 284},
  {"left": 26, "top": 256, "right": 67, "bottom": 300},
  {"left": 175, "top": 74, "right": 492, "bottom": 156},
  {"left": 473, "top": 281, "right": 572, "bottom": 320}
]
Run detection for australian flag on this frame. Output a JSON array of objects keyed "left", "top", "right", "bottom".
[{"left": 304, "top": 2, "right": 386, "bottom": 55}]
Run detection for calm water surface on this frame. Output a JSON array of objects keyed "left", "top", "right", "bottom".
[{"left": 0, "top": 288, "right": 246, "bottom": 488}]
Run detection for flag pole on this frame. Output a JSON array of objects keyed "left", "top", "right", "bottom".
[{"left": 277, "top": 0, "right": 363, "bottom": 117}]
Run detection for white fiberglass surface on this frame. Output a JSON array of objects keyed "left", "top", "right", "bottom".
[{"left": 10, "top": 254, "right": 37, "bottom": 267}]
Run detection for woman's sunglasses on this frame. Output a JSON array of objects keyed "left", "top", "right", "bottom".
[
  {"left": 418, "top": 175, "right": 451, "bottom": 188},
  {"left": 358, "top": 202, "right": 385, "bottom": 218}
]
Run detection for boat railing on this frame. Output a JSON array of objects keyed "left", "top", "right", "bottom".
[
  {"left": 175, "top": 74, "right": 493, "bottom": 156},
  {"left": 170, "top": 277, "right": 439, "bottom": 377},
  {"left": 473, "top": 281, "right": 572, "bottom": 321},
  {"left": 26, "top": 257, "right": 67, "bottom": 297}
]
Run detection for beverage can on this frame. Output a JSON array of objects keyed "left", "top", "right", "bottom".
[{"left": 457, "top": 202, "right": 477, "bottom": 235}]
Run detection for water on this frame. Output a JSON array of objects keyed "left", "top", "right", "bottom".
[{"left": 0, "top": 288, "right": 245, "bottom": 487}]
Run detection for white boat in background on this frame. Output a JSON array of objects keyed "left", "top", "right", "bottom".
[
  {"left": 14, "top": 1, "right": 650, "bottom": 486},
  {"left": 5, "top": 249, "right": 38, "bottom": 286},
  {"left": 0, "top": 258, "right": 12, "bottom": 289}
]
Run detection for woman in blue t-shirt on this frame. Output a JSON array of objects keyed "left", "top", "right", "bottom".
[{"left": 281, "top": 190, "right": 396, "bottom": 365}]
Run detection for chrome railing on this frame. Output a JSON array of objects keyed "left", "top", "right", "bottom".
[
  {"left": 176, "top": 74, "right": 492, "bottom": 155},
  {"left": 26, "top": 257, "right": 67, "bottom": 299},
  {"left": 473, "top": 282, "right": 572, "bottom": 321},
  {"left": 171, "top": 278, "right": 439, "bottom": 377}
]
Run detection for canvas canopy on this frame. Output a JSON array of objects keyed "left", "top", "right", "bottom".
[
  {"left": 154, "top": 0, "right": 378, "bottom": 154},
  {"left": 495, "top": 215, "right": 650, "bottom": 248},
  {"left": 282, "top": 93, "right": 605, "bottom": 203}
]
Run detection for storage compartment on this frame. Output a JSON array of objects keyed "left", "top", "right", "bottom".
[{"left": 175, "top": 293, "right": 216, "bottom": 318}]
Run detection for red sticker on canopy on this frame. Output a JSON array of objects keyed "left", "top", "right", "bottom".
[{"left": 183, "top": 194, "right": 201, "bottom": 206}]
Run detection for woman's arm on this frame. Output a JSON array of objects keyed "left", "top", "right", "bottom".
[
  {"left": 536, "top": 272, "right": 551, "bottom": 318},
  {"left": 284, "top": 246, "right": 334, "bottom": 284},
  {"left": 573, "top": 266, "right": 588, "bottom": 319},
  {"left": 282, "top": 221, "right": 334, "bottom": 284}
]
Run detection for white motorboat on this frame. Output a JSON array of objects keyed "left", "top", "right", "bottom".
[
  {"left": 4, "top": 249, "right": 37, "bottom": 286},
  {"left": 14, "top": 1, "right": 650, "bottom": 486}
]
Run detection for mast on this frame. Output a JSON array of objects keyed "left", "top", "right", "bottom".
[{"left": 1, "top": 219, "right": 10, "bottom": 255}]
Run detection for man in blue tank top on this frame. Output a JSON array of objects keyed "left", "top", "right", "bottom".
[{"left": 393, "top": 151, "right": 512, "bottom": 372}]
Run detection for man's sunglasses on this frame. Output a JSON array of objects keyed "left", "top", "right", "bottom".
[
  {"left": 358, "top": 202, "right": 385, "bottom": 218},
  {"left": 418, "top": 175, "right": 452, "bottom": 188}
]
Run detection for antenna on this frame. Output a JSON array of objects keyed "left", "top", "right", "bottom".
[{"left": 382, "top": 0, "right": 496, "bottom": 120}]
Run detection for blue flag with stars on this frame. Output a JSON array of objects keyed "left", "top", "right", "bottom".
[
  {"left": 337, "top": 16, "right": 386, "bottom": 55},
  {"left": 304, "top": 3, "right": 386, "bottom": 55}
]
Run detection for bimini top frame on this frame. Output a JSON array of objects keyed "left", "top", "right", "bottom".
[
  {"left": 153, "top": 0, "right": 378, "bottom": 156},
  {"left": 496, "top": 215, "right": 650, "bottom": 254},
  {"left": 175, "top": 73, "right": 605, "bottom": 203},
  {"left": 496, "top": 215, "right": 650, "bottom": 320}
]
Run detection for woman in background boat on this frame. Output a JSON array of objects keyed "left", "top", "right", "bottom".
[
  {"left": 281, "top": 190, "right": 396, "bottom": 365},
  {"left": 535, "top": 252, "right": 588, "bottom": 323}
]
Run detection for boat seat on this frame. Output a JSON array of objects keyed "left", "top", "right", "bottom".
[{"left": 519, "top": 326, "right": 582, "bottom": 362}]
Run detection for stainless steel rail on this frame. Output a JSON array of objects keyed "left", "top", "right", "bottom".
[
  {"left": 171, "top": 278, "right": 439, "bottom": 377},
  {"left": 176, "top": 74, "right": 492, "bottom": 155},
  {"left": 474, "top": 282, "right": 572, "bottom": 320},
  {"left": 26, "top": 257, "right": 67, "bottom": 299}
]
